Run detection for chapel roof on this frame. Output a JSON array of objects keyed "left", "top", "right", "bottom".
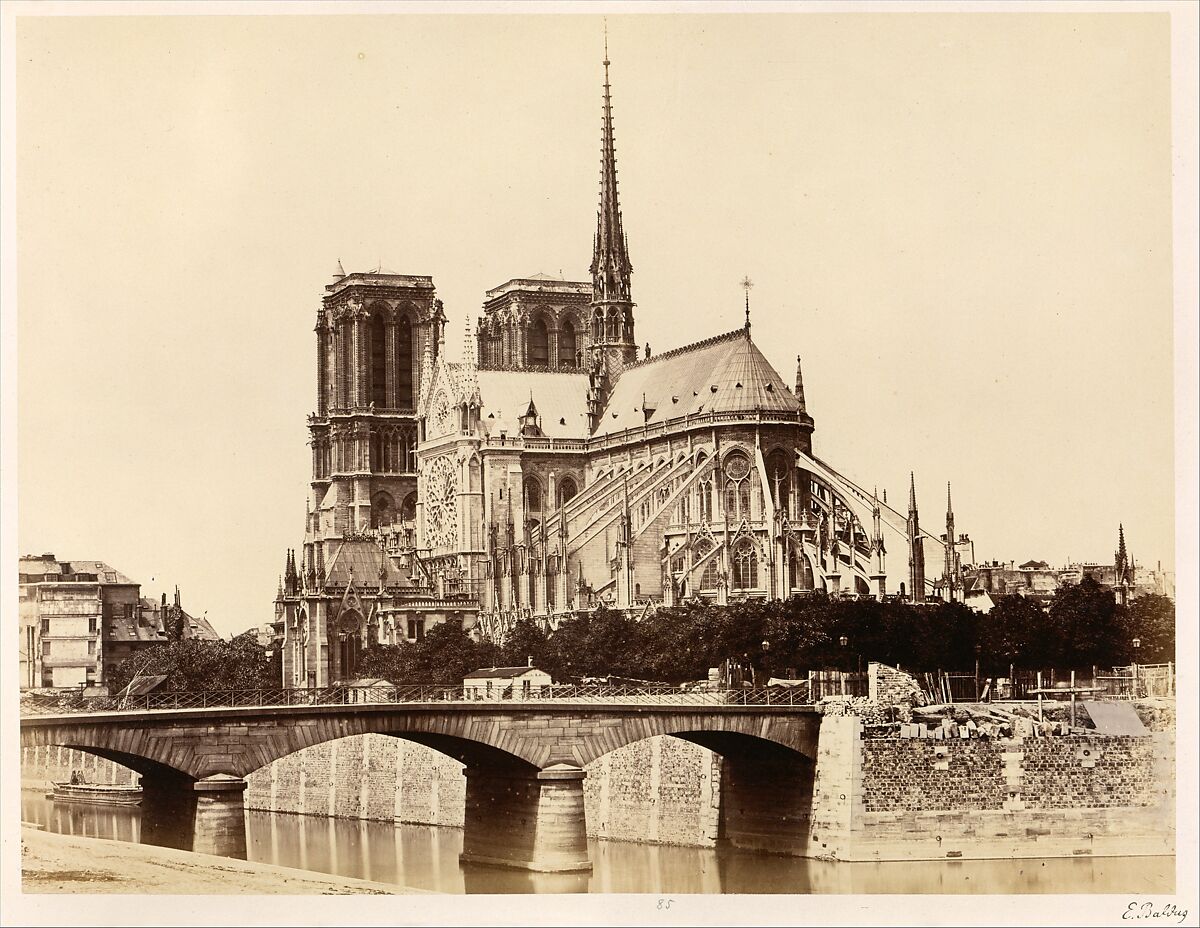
[
  {"left": 594, "top": 328, "right": 802, "bottom": 436},
  {"left": 324, "top": 539, "right": 393, "bottom": 586}
]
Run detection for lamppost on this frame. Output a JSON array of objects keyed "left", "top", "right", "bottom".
[
  {"left": 974, "top": 643, "right": 982, "bottom": 702},
  {"left": 760, "top": 639, "right": 771, "bottom": 685},
  {"left": 1132, "top": 637, "right": 1141, "bottom": 698}
]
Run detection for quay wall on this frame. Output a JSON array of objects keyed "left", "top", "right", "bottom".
[{"left": 811, "top": 715, "right": 1175, "bottom": 862}]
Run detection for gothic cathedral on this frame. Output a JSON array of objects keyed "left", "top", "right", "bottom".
[{"left": 277, "top": 52, "right": 956, "bottom": 687}]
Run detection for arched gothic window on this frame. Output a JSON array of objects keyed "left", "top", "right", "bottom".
[
  {"left": 337, "top": 609, "right": 363, "bottom": 681},
  {"left": 370, "top": 311, "right": 387, "bottom": 407},
  {"left": 524, "top": 476, "right": 542, "bottom": 513},
  {"left": 698, "top": 475, "right": 713, "bottom": 522},
  {"left": 767, "top": 450, "right": 791, "bottom": 514},
  {"left": 339, "top": 321, "right": 352, "bottom": 408},
  {"left": 558, "top": 319, "right": 578, "bottom": 368},
  {"left": 395, "top": 317, "right": 413, "bottom": 408},
  {"left": 732, "top": 539, "right": 758, "bottom": 590},
  {"left": 557, "top": 476, "right": 578, "bottom": 507},
  {"left": 529, "top": 317, "right": 550, "bottom": 367},
  {"left": 788, "top": 544, "right": 815, "bottom": 591},
  {"left": 400, "top": 492, "right": 417, "bottom": 523},
  {"left": 693, "top": 539, "right": 719, "bottom": 590},
  {"left": 723, "top": 451, "right": 752, "bottom": 521},
  {"left": 371, "top": 491, "right": 396, "bottom": 528}
]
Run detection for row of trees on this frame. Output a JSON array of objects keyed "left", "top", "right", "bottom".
[
  {"left": 357, "top": 578, "right": 1175, "bottom": 687},
  {"left": 110, "top": 578, "right": 1174, "bottom": 691}
]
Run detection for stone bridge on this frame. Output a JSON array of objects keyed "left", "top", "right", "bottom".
[{"left": 21, "top": 701, "right": 836, "bottom": 872}]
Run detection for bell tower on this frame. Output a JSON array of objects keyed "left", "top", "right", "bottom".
[{"left": 306, "top": 269, "right": 445, "bottom": 561}]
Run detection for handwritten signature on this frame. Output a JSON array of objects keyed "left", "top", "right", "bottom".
[{"left": 1123, "top": 902, "right": 1189, "bottom": 923}]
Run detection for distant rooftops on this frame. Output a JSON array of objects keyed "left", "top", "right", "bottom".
[{"left": 18, "top": 554, "right": 135, "bottom": 585}]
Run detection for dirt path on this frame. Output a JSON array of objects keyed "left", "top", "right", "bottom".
[{"left": 21, "top": 826, "right": 426, "bottom": 895}]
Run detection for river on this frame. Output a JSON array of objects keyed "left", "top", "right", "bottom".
[{"left": 21, "top": 792, "right": 1173, "bottom": 894}]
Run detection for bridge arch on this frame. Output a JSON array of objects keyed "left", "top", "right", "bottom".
[{"left": 21, "top": 704, "right": 819, "bottom": 780}]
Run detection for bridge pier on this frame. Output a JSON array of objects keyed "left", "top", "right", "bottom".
[
  {"left": 192, "top": 774, "right": 249, "bottom": 859},
  {"left": 140, "top": 770, "right": 197, "bottom": 852},
  {"left": 718, "top": 742, "right": 817, "bottom": 857},
  {"left": 460, "top": 763, "right": 591, "bottom": 872}
]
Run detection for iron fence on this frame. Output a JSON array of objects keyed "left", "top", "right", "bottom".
[
  {"left": 19, "top": 662, "right": 1174, "bottom": 718},
  {"left": 19, "top": 682, "right": 819, "bottom": 717}
]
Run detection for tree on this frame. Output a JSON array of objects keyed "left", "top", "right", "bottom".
[
  {"left": 358, "top": 643, "right": 413, "bottom": 683},
  {"left": 1048, "top": 578, "right": 1122, "bottom": 669},
  {"left": 498, "top": 619, "right": 550, "bottom": 670},
  {"left": 1122, "top": 593, "right": 1175, "bottom": 664},
  {"left": 977, "top": 595, "right": 1049, "bottom": 671},
  {"left": 108, "top": 633, "right": 276, "bottom": 694}
]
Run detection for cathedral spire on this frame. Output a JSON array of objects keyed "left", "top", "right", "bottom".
[
  {"left": 943, "top": 481, "right": 959, "bottom": 601},
  {"left": 589, "top": 34, "right": 635, "bottom": 361},
  {"left": 794, "top": 356, "right": 807, "bottom": 412},
  {"left": 741, "top": 276, "right": 754, "bottom": 332},
  {"left": 907, "top": 473, "right": 926, "bottom": 604}
]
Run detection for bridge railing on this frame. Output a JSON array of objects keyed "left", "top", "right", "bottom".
[{"left": 19, "top": 683, "right": 816, "bottom": 716}]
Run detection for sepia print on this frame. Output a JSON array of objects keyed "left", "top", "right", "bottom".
[{"left": 3, "top": 3, "right": 1197, "bottom": 926}]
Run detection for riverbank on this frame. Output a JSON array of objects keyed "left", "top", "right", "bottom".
[{"left": 20, "top": 825, "right": 425, "bottom": 894}]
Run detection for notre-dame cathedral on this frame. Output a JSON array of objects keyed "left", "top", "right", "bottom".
[{"left": 276, "top": 53, "right": 960, "bottom": 688}]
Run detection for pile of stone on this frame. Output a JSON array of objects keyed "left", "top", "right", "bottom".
[{"left": 906, "top": 703, "right": 1093, "bottom": 739}]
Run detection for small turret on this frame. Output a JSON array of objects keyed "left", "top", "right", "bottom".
[{"left": 794, "top": 356, "right": 807, "bottom": 413}]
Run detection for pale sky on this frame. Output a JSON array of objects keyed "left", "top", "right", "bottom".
[{"left": 14, "top": 10, "right": 1181, "bottom": 638}]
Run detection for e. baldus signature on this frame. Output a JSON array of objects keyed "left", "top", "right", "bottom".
[{"left": 1123, "top": 902, "right": 1190, "bottom": 924}]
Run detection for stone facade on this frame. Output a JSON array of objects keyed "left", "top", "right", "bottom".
[{"left": 862, "top": 739, "right": 1007, "bottom": 813}]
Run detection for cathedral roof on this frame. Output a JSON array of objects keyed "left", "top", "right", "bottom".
[
  {"left": 324, "top": 539, "right": 391, "bottom": 586},
  {"left": 593, "top": 329, "right": 802, "bottom": 436},
  {"left": 478, "top": 369, "right": 591, "bottom": 440}
]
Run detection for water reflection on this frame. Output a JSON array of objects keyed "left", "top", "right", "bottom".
[{"left": 21, "top": 792, "right": 1173, "bottom": 895}]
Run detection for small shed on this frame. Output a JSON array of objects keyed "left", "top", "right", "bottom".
[{"left": 463, "top": 664, "right": 552, "bottom": 701}]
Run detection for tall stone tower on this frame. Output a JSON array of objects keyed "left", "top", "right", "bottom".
[
  {"left": 305, "top": 269, "right": 446, "bottom": 561},
  {"left": 907, "top": 472, "right": 926, "bottom": 603},
  {"left": 588, "top": 46, "right": 638, "bottom": 373}
]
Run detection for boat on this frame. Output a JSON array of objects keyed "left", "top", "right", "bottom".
[{"left": 47, "top": 772, "right": 143, "bottom": 806}]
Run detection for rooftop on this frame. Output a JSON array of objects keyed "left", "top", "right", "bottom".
[
  {"left": 594, "top": 328, "right": 803, "bottom": 436},
  {"left": 484, "top": 276, "right": 591, "bottom": 302},
  {"left": 463, "top": 666, "right": 548, "bottom": 680},
  {"left": 324, "top": 271, "right": 435, "bottom": 296},
  {"left": 18, "top": 557, "right": 135, "bottom": 585}
]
